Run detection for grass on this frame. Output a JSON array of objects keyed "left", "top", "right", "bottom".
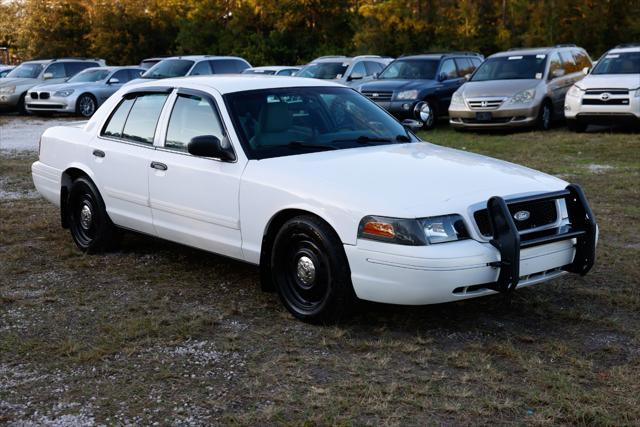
[{"left": 1, "top": 125, "right": 639, "bottom": 424}]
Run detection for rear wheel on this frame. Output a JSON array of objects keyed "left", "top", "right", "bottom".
[
  {"left": 67, "top": 177, "right": 118, "bottom": 253},
  {"left": 536, "top": 100, "right": 552, "bottom": 131},
  {"left": 271, "top": 215, "right": 355, "bottom": 324},
  {"left": 76, "top": 94, "right": 97, "bottom": 118}
]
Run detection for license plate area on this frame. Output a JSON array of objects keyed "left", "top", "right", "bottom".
[{"left": 475, "top": 112, "right": 493, "bottom": 121}]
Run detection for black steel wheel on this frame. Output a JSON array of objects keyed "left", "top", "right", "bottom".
[
  {"left": 67, "top": 177, "right": 118, "bottom": 253},
  {"left": 271, "top": 215, "right": 355, "bottom": 323},
  {"left": 76, "top": 94, "right": 97, "bottom": 118}
]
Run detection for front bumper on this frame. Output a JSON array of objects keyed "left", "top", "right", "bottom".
[
  {"left": 564, "top": 92, "right": 640, "bottom": 124},
  {"left": 25, "top": 94, "right": 77, "bottom": 113},
  {"left": 449, "top": 102, "right": 540, "bottom": 129},
  {"left": 0, "top": 92, "right": 22, "bottom": 109},
  {"left": 345, "top": 185, "right": 596, "bottom": 305}
]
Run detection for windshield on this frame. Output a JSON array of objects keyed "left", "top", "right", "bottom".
[
  {"left": 297, "top": 62, "right": 349, "bottom": 80},
  {"left": 592, "top": 52, "right": 640, "bottom": 75},
  {"left": 471, "top": 55, "right": 547, "bottom": 81},
  {"left": 378, "top": 59, "right": 439, "bottom": 80},
  {"left": 67, "top": 69, "right": 110, "bottom": 83},
  {"left": 242, "top": 69, "right": 277, "bottom": 75},
  {"left": 6, "top": 63, "right": 44, "bottom": 79},
  {"left": 141, "top": 59, "right": 194, "bottom": 79},
  {"left": 225, "top": 86, "right": 415, "bottom": 159}
]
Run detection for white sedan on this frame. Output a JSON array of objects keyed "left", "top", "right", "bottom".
[{"left": 32, "top": 76, "right": 597, "bottom": 323}]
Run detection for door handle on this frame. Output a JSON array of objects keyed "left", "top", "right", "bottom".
[
  {"left": 93, "top": 149, "right": 105, "bottom": 158},
  {"left": 150, "top": 161, "right": 168, "bottom": 171}
]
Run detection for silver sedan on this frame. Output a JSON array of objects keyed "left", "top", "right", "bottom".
[{"left": 26, "top": 66, "right": 144, "bottom": 117}]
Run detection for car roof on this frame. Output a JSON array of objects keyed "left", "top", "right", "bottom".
[
  {"left": 310, "top": 55, "right": 390, "bottom": 64},
  {"left": 246, "top": 66, "right": 300, "bottom": 71},
  {"left": 491, "top": 46, "right": 584, "bottom": 58},
  {"left": 161, "top": 55, "right": 249, "bottom": 62},
  {"left": 126, "top": 75, "right": 344, "bottom": 95},
  {"left": 608, "top": 46, "right": 640, "bottom": 54}
]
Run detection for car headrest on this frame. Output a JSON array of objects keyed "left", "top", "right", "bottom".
[{"left": 258, "top": 101, "right": 292, "bottom": 133}]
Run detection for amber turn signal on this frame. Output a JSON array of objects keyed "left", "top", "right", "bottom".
[{"left": 362, "top": 221, "right": 396, "bottom": 238}]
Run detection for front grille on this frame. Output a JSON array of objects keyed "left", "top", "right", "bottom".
[
  {"left": 361, "top": 90, "right": 393, "bottom": 102},
  {"left": 39, "top": 92, "right": 50, "bottom": 100},
  {"left": 585, "top": 89, "right": 629, "bottom": 95},
  {"left": 474, "top": 199, "right": 558, "bottom": 237},
  {"left": 30, "top": 92, "right": 38, "bottom": 99},
  {"left": 582, "top": 98, "right": 629, "bottom": 105},
  {"left": 467, "top": 99, "right": 504, "bottom": 110}
]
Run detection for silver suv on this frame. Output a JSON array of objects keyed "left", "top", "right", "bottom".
[
  {"left": 449, "top": 45, "right": 592, "bottom": 130},
  {"left": 0, "top": 58, "right": 105, "bottom": 113},
  {"left": 297, "top": 55, "right": 393, "bottom": 86},
  {"left": 128, "top": 55, "right": 251, "bottom": 85}
]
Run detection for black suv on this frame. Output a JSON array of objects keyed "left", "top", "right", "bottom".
[{"left": 358, "top": 52, "right": 483, "bottom": 129}]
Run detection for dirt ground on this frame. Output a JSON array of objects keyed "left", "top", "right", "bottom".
[{"left": 1, "top": 116, "right": 639, "bottom": 425}]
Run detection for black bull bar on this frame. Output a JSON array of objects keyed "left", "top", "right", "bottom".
[{"left": 485, "top": 184, "right": 597, "bottom": 294}]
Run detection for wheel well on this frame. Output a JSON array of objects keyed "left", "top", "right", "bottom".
[
  {"left": 259, "top": 209, "right": 337, "bottom": 292},
  {"left": 60, "top": 168, "right": 91, "bottom": 228}
]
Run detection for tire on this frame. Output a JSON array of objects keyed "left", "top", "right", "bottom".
[
  {"left": 76, "top": 94, "right": 97, "bottom": 118},
  {"left": 270, "top": 215, "right": 355, "bottom": 324},
  {"left": 67, "top": 177, "right": 118, "bottom": 253},
  {"left": 536, "top": 100, "right": 552, "bottom": 131},
  {"left": 17, "top": 93, "right": 27, "bottom": 115},
  {"left": 567, "top": 120, "right": 587, "bottom": 133},
  {"left": 419, "top": 99, "right": 437, "bottom": 130}
]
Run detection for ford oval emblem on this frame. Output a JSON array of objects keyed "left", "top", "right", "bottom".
[{"left": 514, "top": 210, "right": 530, "bottom": 222}]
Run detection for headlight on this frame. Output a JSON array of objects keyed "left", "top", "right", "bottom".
[
  {"left": 0, "top": 85, "right": 16, "bottom": 94},
  {"left": 396, "top": 90, "right": 419, "bottom": 100},
  {"left": 358, "top": 214, "right": 469, "bottom": 246},
  {"left": 567, "top": 85, "right": 582, "bottom": 98},
  {"left": 450, "top": 91, "right": 465, "bottom": 107},
  {"left": 509, "top": 89, "right": 536, "bottom": 104},
  {"left": 54, "top": 89, "right": 75, "bottom": 97}
]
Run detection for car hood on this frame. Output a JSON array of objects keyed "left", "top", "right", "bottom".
[
  {"left": 247, "top": 142, "right": 567, "bottom": 219},
  {"left": 31, "top": 81, "right": 101, "bottom": 92},
  {"left": 461, "top": 79, "right": 540, "bottom": 98},
  {"left": 577, "top": 74, "right": 640, "bottom": 90},
  {"left": 359, "top": 79, "right": 439, "bottom": 93},
  {"left": 0, "top": 77, "right": 40, "bottom": 88}
]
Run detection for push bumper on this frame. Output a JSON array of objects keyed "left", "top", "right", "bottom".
[{"left": 345, "top": 184, "right": 596, "bottom": 305}]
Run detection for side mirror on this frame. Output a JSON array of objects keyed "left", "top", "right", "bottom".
[
  {"left": 401, "top": 119, "right": 423, "bottom": 132},
  {"left": 43, "top": 72, "right": 53, "bottom": 80},
  {"left": 464, "top": 73, "right": 472, "bottom": 81},
  {"left": 582, "top": 66, "right": 590, "bottom": 75},
  {"left": 187, "top": 135, "right": 235, "bottom": 161},
  {"left": 107, "top": 77, "right": 120, "bottom": 85},
  {"left": 551, "top": 68, "right": 565, "bottom": 79},
  {"left": 348, "top": 73, "right": 363, "bottom": 81}
]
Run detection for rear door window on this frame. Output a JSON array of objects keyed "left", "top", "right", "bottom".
[
  {"left": 211, "top": 59, "right": 248, "bottom": 74},
  {"left": 121, "top": 94, "right": 169, "bottom": 145},
  {"left": 64, "top": 62, "right": 98, "bottom": 77},
  {"left": 102, "top": 98, "right": 135, "bottom": 138}
]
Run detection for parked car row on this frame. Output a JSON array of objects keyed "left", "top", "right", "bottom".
[{"left": 2, "top": 43, "right": 638, "bottom": 130}]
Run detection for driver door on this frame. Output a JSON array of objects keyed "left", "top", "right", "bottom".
[{"left": 148, "top": 89, "right": 245, "bottom": 259}]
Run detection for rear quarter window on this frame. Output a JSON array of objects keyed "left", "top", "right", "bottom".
[{"left": 65, "top": 62, "right": 99, "bottom": 77}]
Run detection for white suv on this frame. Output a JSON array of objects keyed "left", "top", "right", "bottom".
[{"left": 565, "top": 44, "right": 640, "bottom": 131}]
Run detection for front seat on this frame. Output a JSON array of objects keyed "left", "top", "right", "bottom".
[{"left": 253, "top": 101, "right": 308, "bottom": 147}]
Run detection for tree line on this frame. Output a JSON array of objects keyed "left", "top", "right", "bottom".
[{"left": 1, "top": 0, "right": 639, "bottom": 66}]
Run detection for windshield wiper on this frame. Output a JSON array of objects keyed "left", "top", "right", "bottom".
[
  {"left": 332, "top": 134, "right": 411, "bottom": 144},
  {"left": 286, "top": 141, "right": 337, "bottom": 151}
]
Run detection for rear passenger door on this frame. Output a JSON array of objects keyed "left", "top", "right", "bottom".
[
  {"left": 148, "top": 89, "right": 244, "bottom": 259},
  {"left": 91, "top": 90, "right": 170, "bottom": 235}
]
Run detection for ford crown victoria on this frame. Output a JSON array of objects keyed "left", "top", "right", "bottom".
[{"left": 32, "top": 76, "right": 597, "bottom": 323}]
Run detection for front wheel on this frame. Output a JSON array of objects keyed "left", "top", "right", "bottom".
[
  {"left": 271, "top": 216, "right": 355, "bottom": 324},
  {"left": 76, "top": 94, "right": 97, "bottom": 118},
  {"left": 536, "top": 101, "right": 553, "bottom": 131},
  {"left": 415, "top": 100, "right": 437, "bottom": 130},
  {"left": 67, "top": 177, "right": 118, "bottom": 253}
]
